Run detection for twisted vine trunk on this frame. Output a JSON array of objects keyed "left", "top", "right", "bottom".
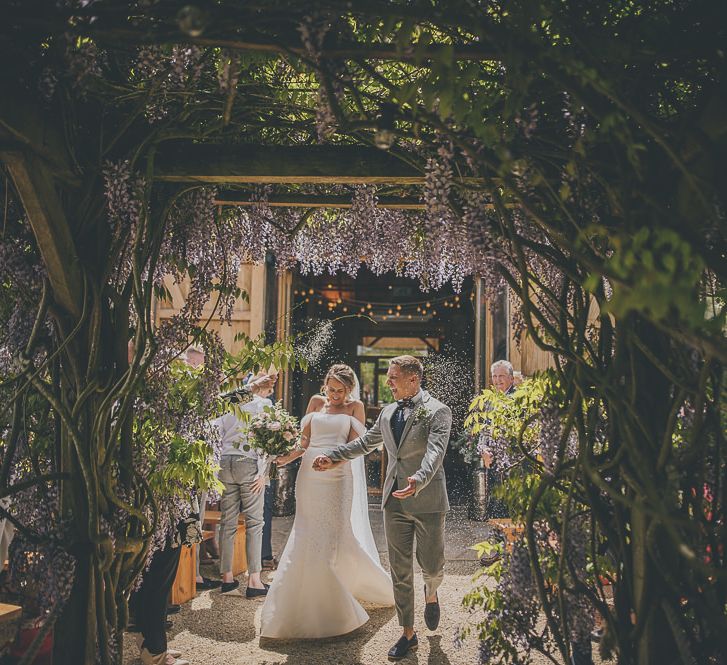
[
  {"left": 49, "top": 292, "right": 142, "bottom": 665},
  {"left": 615, "top": 318, "right": 680, "bottom": 664}
]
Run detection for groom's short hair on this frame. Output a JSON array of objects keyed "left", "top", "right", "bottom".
[{"left": 389, "top": 355, "right": 423, "bottom": 379}]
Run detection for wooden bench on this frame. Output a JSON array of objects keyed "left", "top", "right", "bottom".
[{"left": 170, "top": 530, "right": 217, "bottom": 605}]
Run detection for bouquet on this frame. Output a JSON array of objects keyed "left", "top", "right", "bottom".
[{"left": 245, "top": 401, "right": 300, "bottom": 478}]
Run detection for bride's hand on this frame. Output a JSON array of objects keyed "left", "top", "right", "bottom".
[
  {"left": 312, "top": 455, "right": 333, "bottom": 471},
  {"left": 275, "top": 453, "right": 293, "bottom": 467}
]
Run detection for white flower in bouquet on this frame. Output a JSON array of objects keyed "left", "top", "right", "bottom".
[{"left": 245, "top": 401, "right": 300, "bottom": 478}]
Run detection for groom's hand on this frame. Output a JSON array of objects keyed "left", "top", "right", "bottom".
[
  {"left": 313, "top": 455, "right": 333, "bottom": 471},
  {"left": 392, "top": 477, "right": 417, "bottom": 499}
]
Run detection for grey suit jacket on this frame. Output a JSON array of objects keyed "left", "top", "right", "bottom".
[{"left": 327, "top": 391, "right": 452, "bottom": 513}]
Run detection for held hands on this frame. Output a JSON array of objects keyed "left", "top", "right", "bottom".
[
  {"left": 312, "top": 455, "right": 334, "bottom": 471},
  {"left": 392, "top": 477, "right": 417, "bottom": 499}
]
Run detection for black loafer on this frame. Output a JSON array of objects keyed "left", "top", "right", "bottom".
[
  {"left": 245, "top": 582, "right": 270, "bottom": 598},
  {"left": 424, "top": 587, "right": 440, "bottom": 630},
  {"left": 166, "top": 604, "right": 181, "bottom": 615},
  {"left": 197, "top": 577, "right": 222, "bottom": 590},
  {"left": 388, "top": 633, "right": 418, "bottom": 661}
]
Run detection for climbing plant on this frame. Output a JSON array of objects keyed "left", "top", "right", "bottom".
[{"left": 0, "top": 1, "right": 725, "bottom": 663}]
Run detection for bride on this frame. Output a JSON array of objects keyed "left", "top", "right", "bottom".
[{"left": 259, "top": 363, "right": 394, "bottom": 639}]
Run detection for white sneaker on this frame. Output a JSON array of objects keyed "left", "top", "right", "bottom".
[
  {"left": 136, "top": 634, "right": 183, "bottom": 660},
  {"left": 166, "top": 655, "right": 189, "bottom": 665},
  {"left": 140, "top": 648, "right": 166, "bottom": 665}
]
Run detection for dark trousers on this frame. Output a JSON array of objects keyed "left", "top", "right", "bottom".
[
  {"left": 487, "top": 468, "right": 508, "bottom": 519},
  {"left": 262, "top": 480, "right": 275, "bottom": 561},
  {"left": 130, "top": 544, "right": 182, "bottom": 655},
  {"left": 571, "top": 639, "right": 593, "bottom": 665}
]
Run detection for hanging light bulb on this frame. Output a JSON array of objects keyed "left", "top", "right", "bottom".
[
  {"left": 343, "top": 306, "right": 348, "bottom": 312},
  {"left": 388, "top": 309, "right": 393, "bottom": 314},
  {"left": 366, "top": 303, "right": 373, "bottom": 310},
  {"left": 396, "top": 304, "right": 402, "bottom": 311},
  {"left": 374, "top": 102, "right": 397, "bottom": 150}
]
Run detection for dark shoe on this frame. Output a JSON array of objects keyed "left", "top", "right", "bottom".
[
  {"left": 388, "top": 633, "right": 418, "bottom": 661},
  {"left": 165, "top": 620, "right": 173, "bottom": 630},
  {"left": 221, "top": 580, "right": 242, "bottom": 596},
  {"left": 424, "top": 587, "right": 440, "bottom": 630},
  {"left": 197, "top": 577, "right": 222, "bottom": 590},
  {"left": 245, "top": 583, "right": 270, "bottom": 598},
  {"left": 261, "top": 557, "right": 278, "bottom": 571},
  {"left": 480, "top": 551, "right": 501, "bottom": 566},
  {"left": 166, "top": 604, "right": 181, "bottom": 615}
]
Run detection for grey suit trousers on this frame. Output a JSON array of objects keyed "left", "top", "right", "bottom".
[
  {"left": 384, "top": 498, "right": 446, "bottom": 627},
  {"left": 218, "top": 456, "right": 264, "bottom": 575}
]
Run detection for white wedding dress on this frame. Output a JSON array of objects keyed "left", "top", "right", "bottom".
[{"left": 260, "top": 412, "right": 394, "bottom": 639}]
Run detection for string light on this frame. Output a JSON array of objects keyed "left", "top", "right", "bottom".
[{"left": 294, "top": 283, "right": 473, "bottom": 322}]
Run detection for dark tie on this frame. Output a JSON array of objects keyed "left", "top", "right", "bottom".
[{"left": 391, "top": 399, "right": 413, "bottom": 446}]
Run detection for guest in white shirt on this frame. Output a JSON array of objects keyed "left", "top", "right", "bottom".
[{"left": 214, "top": 371, "right": 277, "bottom": 597}]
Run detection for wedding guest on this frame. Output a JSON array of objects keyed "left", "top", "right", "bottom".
[
  {"left": 479, "top": 359, "right": 516, "bottom": 470},
  {"left": 479, "top": 360, "right": 517, "bottom": 566},
  {"left": 214, "top": 371, "right": 277, "bottom": 597},
  {"left": 178, "top": 345, "right": 224, "bottom": 593},
  {"left": 261, "top": 478, "right": 278, "bottom": 571},
  {"left": 130, "top": 512, "right": 198, "bottom": 665}
]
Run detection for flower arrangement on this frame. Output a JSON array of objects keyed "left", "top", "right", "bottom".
[
  {"left": 245, "top": 401, "right": 300, "bottom": 478},
  {"left": 412, "top": 404, "right": 433, "bottom": 425}
]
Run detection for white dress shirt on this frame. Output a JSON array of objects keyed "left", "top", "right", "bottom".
[{"left": 213, "top": 395, "right": 272, "bottom": 478}]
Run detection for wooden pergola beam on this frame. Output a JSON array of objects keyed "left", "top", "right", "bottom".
[
  {"left": 0, "top": 83, "right": 79, "bottom": 186},
  {"left": 154, "top": 143, "right": 435, "bottom": 185},
  {"left": 215, "top": 191, "right": 425, "bottom": 209},
  {"left": 81, "top": 24, "right": 497, "bottom": 62},
  {"left": 1, "top": 151, "right": 82, "bottom": 319}
]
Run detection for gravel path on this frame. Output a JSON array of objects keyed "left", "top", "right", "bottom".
[
  {"left": 123, "top": 558, "right": 481, "bottom": 665},
  {"left": 122, "top": 507, "right": 604, "bottom": 664}
]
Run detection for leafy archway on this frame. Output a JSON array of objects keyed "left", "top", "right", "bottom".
[{"left": 1, "top": 2, "right": 725, "bottom": 663}]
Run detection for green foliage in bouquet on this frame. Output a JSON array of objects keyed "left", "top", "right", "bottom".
[{"left": 245, "top": 402, "right": 300, "bottom": 478}]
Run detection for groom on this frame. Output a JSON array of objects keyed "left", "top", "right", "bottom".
[{"left": 313, "top": 355, "right": 452, "bottom": 661}]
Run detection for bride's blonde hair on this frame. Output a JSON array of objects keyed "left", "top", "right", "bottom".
[{"left": 322, "top": 363, "right": 357, "bottom": 399}]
